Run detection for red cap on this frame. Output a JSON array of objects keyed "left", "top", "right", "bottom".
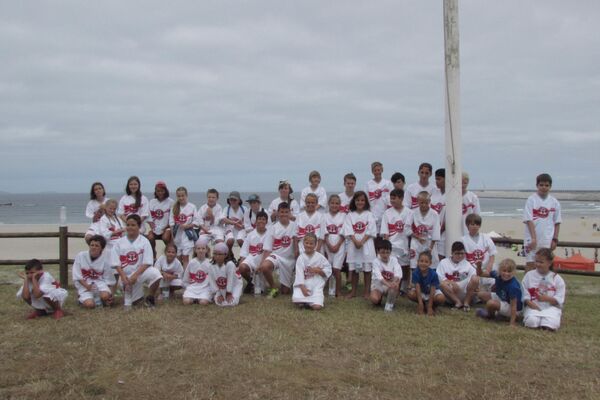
[{"left": 155, "top": 181, "right": 167, "bottom": 189}]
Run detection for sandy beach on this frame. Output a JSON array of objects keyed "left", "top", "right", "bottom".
[{"left": 1, "top": 217, "right": 599, "bottom": 271}]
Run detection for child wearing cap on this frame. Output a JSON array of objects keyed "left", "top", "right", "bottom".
[
  {"left": 243, "top": 194, "right": 268, "bottom": 239},
  {"left": 268, "top": 180, "right": 301, "bottom": 223},
  {"left": 209, "top": 242, "right": 243, "bottom": 306},
  {"left": 219, "top": 191, "right": 246, "bottom": 255}
]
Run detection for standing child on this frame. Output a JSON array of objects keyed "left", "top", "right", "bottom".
[
  {"left": 408, "top": 251, "right": 446, "bottom": 315},
  {"left": 242, "top": 194, "right": 267, "bottom": 240},
  {"left": 209, "top": 243, "right": 243, "bottom": 306},
  {"left": 522, "top": 248, "right": 566, "bottom": 331},
  {"left": 219, "top": 191, "right": 245, "bottom": 254},
  {"left": 292, "top": 233, "right": 332, "bottom": 310},
  {"left": 17, "top": 259, "right": 67, "bottom": 319},
  {"left": 343, "top": 191, "right": 377, "bottom": 299},
  {"left": 169, "top": 187, "right": 197, "bottom": 268},
  {"left": 112, "top": 215, "right": 162, "bottom": 308},
  {"left": 390, "top": 172, "right": 406, "bottom": 191},
  {"left": 437, "top": 241, "right": 479, "bottom": 311},
  {"left": 259, "top": 202, "right": 297, "bottom": 297},
  {"left": 182, "top": 239, "right": 213, "bottom": 305},
  {"left": 430, "top": 169, "right": 446, "bottom": 259},
  {"left": 238, "top": 211, "right": 270, "bottom": 294},
  {"left": 295, "top": 193, "right": 324, "bottom": 254},
  {"left": 369, "top": 240, "right": 402, "bottom": 312},
  {"left": 461, "top": 172, "right": 481, "bottom": 235},
  {"left": 268, "top": 180, "right": 301, "bottom": 222},
  {"left": 523, "top": 173, "right": 562, "bottom": 271},
  {"left": 404, "top": 163, "right": 435, "bottom": 210},
  {"left": 380, "top": 189, "right": 413, "bottom": 293},
  {"left": 476, "top": 258, "right": 523, "bottom": 327},
  {"left": 148, "top": 181, "right": 174, "bottom": 259},
  {"left": 365, "top": 161, "right": 393, "bottom": 231},
  {"left": 194, "top": 188, "right": 224, "bottom": 244},
  {"left": 321, "top": 194, "right": 346, "bottom": 297},
  {"left": 409, "top": 191, "right": 441, "bottom": 269},
  {"left": 462, "top": 213, "right": 497, "bottom": 292},
  {"left": 155, "top": 243, "right": 184, "bottom": 300},
  {"left": 72, "top": 235, "right": 114, "bottom": 308},
  {"left": 300, "top": 170, "right": 327, "bottom": 212},
  {"left": 338, "top": 173, "right": 356, "bottom": 214},
  {"left": 85, "top": 182, "right": 108, "bottom": 243},
  {"left": 118, "top": 176, "right": 150, "bottom": 234}
]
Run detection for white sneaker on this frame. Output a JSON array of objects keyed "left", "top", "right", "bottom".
[{"left": 384, "top": 303, "right": 394, "bottom": 312}]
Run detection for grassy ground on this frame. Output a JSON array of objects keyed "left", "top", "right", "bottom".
[{"left": 1, "top": 265, "right": 599, "bottom": 400}]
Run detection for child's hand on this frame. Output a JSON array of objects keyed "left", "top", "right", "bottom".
[
  {"left": 18, "top": 271, "right": 26, "bottom": 280},
  {"left": 537, "top": 294, "right": 553, "bottom": 303},
  {"left": 527, "top": 239, "right": 537, "bottom": 252},
  {"left": 226, "top": 293, "right": 233, "bottom": 303},
  {"left": 217, "top": 294, "right": 225, "bottom": 303},
  {"left": 528, "top": 301, "right": 541, "bottom": 311},
  {"left": 301, "top": 286, "right": 311, "bottom": 297},
  {"left": 33, "top": 271, "right": 43, "bottom": 280},
  {"left": 129, "top": 276, "right": 138, "bottom": 285}
]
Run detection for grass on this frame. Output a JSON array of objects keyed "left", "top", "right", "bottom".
[{"left": 1, "top": 265, "right": 599, "bottom": 399}]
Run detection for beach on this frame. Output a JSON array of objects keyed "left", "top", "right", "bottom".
[{"left": 1, "top": 217, "right": 598, "bottom": 276}]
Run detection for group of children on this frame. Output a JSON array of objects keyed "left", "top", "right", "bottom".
[{"left": 17, "top": 164, "right": 566, "bottom": 331}]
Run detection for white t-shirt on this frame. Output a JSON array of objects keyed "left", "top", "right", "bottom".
[
  {"left": 268, "top": 198, "right": 301, "bottom": 222},
  {"left": 154, "top": 255, "right": 184, "bottom": 278},
  {"left": 149, "top": 198, "right": 175, "bottom": 235},
  {"left": 436, "top": 258, "right": 476, "bottom": 283},
  {"left": 522, "top": 193, "right": 562, "bottom": 245},
  {"left": 372, "top": 256, "right": 403, "bottom": 282},
  {"left": 338, "top": 192, "right": 354, "bottom": 214},
  {"left": 111, "top": 235, "right": 154, "bottom": 276},
  {"left": 170, "top": 202, "right": 197, "bottom": 248},
  {"left": 462, "top": 233, "right": 497, "bottom": 268},
  {"left": 243, "top": 207, "right": 268, "bottom": 232},
  {"left": 404, "top": 181, "right": 435, "bottom": 210},
  {"left": 462, "top": 191, "right": 481, "bottom": 234},
  {"left": 72, "top": 250, "right": 112, "bottom": 283},
  {"left": 522, "top": 269, "right": 566, "bottom": 310},
  {"left": 219, "top": 205, "right": 245, "bottom": 234},
  {"left": 194, "top": 203, "right": 223, "bottom": 230},
  {"left": 366, "top": 179, "right": 393, "bottom": 221},
  {"left": 182, "top": 258, "right": 212, "bottom": 289},
  {"left": 263, "top": 221, "right": 297, "bottom": 260},
  {"left": 85, "top": 198, "right": 109, "bottom": 234},
  {"left": 98, "top": 214, "right": 124, "bottom": 247},
  {"left": 430, "top": 188, "right": 446, "bottom": 219},
  {"left": 321, "top": 211, "right": 346, "bottom": 247},
  {"left": 300, "top": 185, "right": 328, "bottom": 211},
  {"left": 209, "top": 261, "right": 242, "bottom": 295},
  {"left": 343, "top": 210, "right": 377, "bottom": 263},
  {"left": 240, "top": 229, "right": 269, "bottom": 258},
  {"left": 380, "top": 207, "right": 413, "bottom": 252},
  {"left": 296, "top": 211, "right": 324, "bottom": 242},
  {"left": 293, "top": 252, "right": 332, "bottom": 286},
  {"left": 117, "top": 194, "right": 150, "bottom": 218},
  {"left": 411, "top": 209, "right": 441, "bottom": 242}
]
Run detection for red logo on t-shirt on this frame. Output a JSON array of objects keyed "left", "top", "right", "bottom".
[
  {"left": 445, "top": 271, "right": 460, "bottom": 282},
  {"left": 412, "top": 224, "right": 429, "bottom": 236},
  {"left": 353, "top": 222, "right": 366, "bottom": 234},
  {"left": 466, "top": 249, "right": 485, "bottom": 264},
  {"left": 327, "top": 224, "right": 339, "bottom": 234},
  {"left": 216, "top": 276, "right": 227, "bottom": 289},
  {"left": 369, "top": 189, "right": 382, "bottom": 200},
  {"left": 151, "top": 209, "right": 164, "bottom": 220},
  {"left": 120, "top": 251, "right": 139, "bottom": 267},
  {"left": 175, "top": 214, "right": 188, "bottom": 224},
  {"left": 431, "top": 203, "right": 444, "bottom": 213},
  {"left": 81, "top": 268, "right": 102, "bottom": 280},
  {"left": 123, "top": 204, "right": 139, "bottom": 215},
  {"left": 381, "top": 270, "right": 394, "bottom": 281},
  {"left": 190, "top": 270, "right": 207, "bottom": 283},
  {"left": 409, "top": 249, "right": 416, "bottom": 259},
  {"left": 533, "top": 207, "right": 549, "bottom": 219},
  {"left": 249, "top": 244, "right": 263, "bottom": 255}
]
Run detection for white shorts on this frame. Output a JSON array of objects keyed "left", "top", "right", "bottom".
[
  {"left": 370, "top": 279, "right": 398, "bottom": 294},
  {"left": 240, "top": 254, "right": 263, "bottom": 273},
  {"left": 124, "top": 267, "right": 162, "bottom": 303},
  {"left": 392, "top": 248, "right": 410, "bottom": 267},
  {"left": 225, "top": 228, "right": 244, "bottom": 243},
  {"left": 199, "top": 227, "right": 224, "bottom": 244},
  {"left": 325, "top": 246, "right": 345, "bottom": 270},
  {"left": 523, "top": 306, "right": 561, "bottom": 330},
  {"left": 292, "top": 278, "right": 326, "bottom": 307},
  {"left": 183, "top": 285, "right": 213, "bottom": 301},
  {"left": 17, "top": 285, "right": 68, "bottom": 312},
  {"left": 443, "top": 279, "right": 470, "bottom": 301},
  {"left": 74, "top": 280, "right": 111, "bottom": 303},
  {"left": 348, "top": 262, "right": 372, "bottom": 273},
  {"left": 479, "top": 277, "right": 496, "bottom": 292},
  {"left": 160, "top": 278, "right": 183, "bottom": 289},
  {"left": 490, "top": 293, "right": 522, "bottom": 318},
  {"left": 266, "top": 254, "right": 295, "bottom": 288},
  {"left": 420, "top": 289, "right": 443, "bottom": 301}
]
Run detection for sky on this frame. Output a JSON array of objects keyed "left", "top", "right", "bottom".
[{"left": 1, "top": 1, "right": 599, "bottom": 193}]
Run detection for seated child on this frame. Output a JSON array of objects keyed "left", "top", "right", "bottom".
[
  {"left": 209, "top": 243, "right": 243, "bottom": 307},
  {"left": 437, "top": 241, "right": 479, "bottom": 311},
  {"left": 238, "top": 211, "right": 270, "bottom": 294},
  {"left": 219, "top": 191, "right": 246, "bottom": 253},
  {"left": 408, "top": 251, "right": 446, "bottom": 315},
  {"left": 292, "top": 233, "right": 332, "bottom": 310},
  {"left": 369, "top": 240, "right": 402, "bottom": 312},
  {"left": 462, "top": 213, "right": 497, "bottom": 291},
  {"left": 182, "top": 239, "right": 213, "bottom": 305},
  {"left": 476, "top": 258, "right": 523, "bottom": 326},
  {"left": 72, "top": 235, "right": 114, "bottom": 308},
  {"left": 17, "top": 259, "right": 67, "bottom": 319},
  {"left": 156, "top": 243, "right": 184, "bottom": 300},
  {"left": 522, "top": 248, "right": 566, "bottom": 331}
]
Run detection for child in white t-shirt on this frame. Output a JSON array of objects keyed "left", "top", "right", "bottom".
[
  {"left": 182, "top": 239, "right": 213, "bottom": 305},
  {"left": 462, "top": 213, "right": 497, "bottom": 292},
  {"left": 84, "top": 182, "right": 108, "bottom": 243},
  {"left": 220, "top": 191, "right": 246, "bottom": 253},
  {"left": 195, "top": 188, "right": 224, "bottom": 244},
  {"left": 72, "top": 235, "right": 114, "bottom": 308},
  {"left": 268, "top": 180, "right": 301, "bottom": 223},
  {"left": 437, "top": 241, "right": 479, "bottom": 311},
  {"left": 238, "top": 211, "right": 270, "bottom": 295},
  {"left": 169, "top": 187, "right": 197, "bottom": 268},
  {"left": 339, "top": 172, "right": 356, "bottom": 214},
  {"left": 404, "top": 163, "right": 435, "bottom": 210},
  {"left": 17, "top": 259, "right": 68, "bottom": 320},
  {"left": 117, "top": 176, "right": 150, "bottom": 234},
  {"left": 147, "top": 181, "right": 175, "bottom": 259},
  {"left": 409, "top": 191, "right": 441, "bottom": 269},
  {"left": 322, "top": 194, "right": 346, "bottom": 297},
  {"left": 209, "top": 242, "right": 243, "bottom": 307},
  {"left": 156, "top": 243, "right": 184, "bottom": 300},
  {"left": 365, "top": 161, "right": 393, "bottom": 231},
  {"left": 461, "top": 172, "right": 481, "bottom": 235},
  {"left": 292, "top": 233, "right": 332, "bottom": 310},
  {"left": 300, "top": 170, "right": 327, "bottom": 212},
  {"left": 295, "top": 193, "right": 324, "bottom": 254},
  {"left": 369, "top": 240, "right": 402, "bottom": 312}
]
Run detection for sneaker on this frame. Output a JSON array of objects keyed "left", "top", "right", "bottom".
[
  {"left": 52, "top": 309, "right": 65, "bottom": 320},
  {"left": 384, "top": 303, "right": 394, "bottom": 312},
  {"left": 267, "top": 288, "right": 279, "bottom": 298},
  {"left": 476, "top": 309, "right": 489, "bottom": 319},
  {"left": 345, "top": 283, "right": 352, "bottom": 292},
  {"left": 145, "top": 296, "right": 156, "bottom": 308},
  {"left": 26, "top": 309, "right": 47, "bottom": 320}
]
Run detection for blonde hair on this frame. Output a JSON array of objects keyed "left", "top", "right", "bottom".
[
  {"left": 371, "top": 161, "right": 383, "bottom": 171},
  {"left": 498, "top": 258, "right": 517, "bottom": 273}
]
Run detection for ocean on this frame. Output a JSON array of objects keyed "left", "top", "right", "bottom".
[{"left": 0, "top": 192, "right": 599, "bottom": 225}]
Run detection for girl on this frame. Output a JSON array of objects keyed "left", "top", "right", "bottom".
[
  {"left": 321, "top": 194, "right": 346, "bottom": 297},
  {"left": 408, "top": 251, "right": 446, "bottom": 316},
  {"left": 476, "top": 258, "right": 523, "bottom": 327},
  {"left": 155, "top": 243, "right": 184, "bottom": 300},
  {"left": 300, "top": 170, "right": 327, "bottom": 212},
  {"left": 404, "top": 162, "right": 435, "bottom": 210},
  {"left": 522, "top": 248, "right": 566, "bottom": 331},
  {"left": 99, "top": 199, "right": 124, "bottom": 251},
  {"left": 72, "top": 235, "right": 114, "bottom": 308},
  {"left": 148, "top": 181, "right": 175, "bottom": 259},
  {"left": 295, "top": 193, "right": 324, "bottom": 254},
  {"left": 292, "top": 233, "right": 332, "bottom": 310},
  {"left": 118, "top": 176, "right": 150, "bottom": 234},
  {"left": 169, "top": 187, "right": 197, "bottom": 268},
  {"left": 343, "top": 191, "right": 377, "bottom": 299},
  {"left": 209, "top": 242, "right": 243, "bottom": 307},
  {"left": 268, "top": 180, "right": 300, "bottom": 223},
  {"left": 182, "top": 239, "right": 213, "bottom": 305},
  {"left": 370, "top": 240, "right": 402, "bottom": 312},
  {"left": 84, "top": 182, "right": 108, "bottom": 243}
]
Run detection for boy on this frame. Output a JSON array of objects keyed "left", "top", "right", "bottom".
[
  {"left": 390, "top": 172, "right": 405, "bottom": 191},
  {"left": 338, "top": 173, "right": 356, "bottom": 214},
  {"left": 380, "top": 189, "right": 413, "bottom": 293},
  {"left": 17, "top": 259, "right": 68, "bottom": 319},
  {"left": 259, "top": 202, "right": 298, "bottom": 297},
  {"left": 295, "top": 193, "right": 324, "bottom": 254},
  {"left": 72, "top": 235, "right": 114, "bottom": 308},
  {"left": 194, "top": 188, "right": 224, "bottom": 244},
  {"left": 369, "top": 240, "right": 402, "bottom": 312},
  {"left": 408, "top": 250, "right": 446, "bottom": 315},
  {"left": 476, "top": 258, "right": 523, "bottom": 327},
  {"left": 300, "top": 170, "right": 327, "bottom": 212},
  {"left": 462, "top": 213, "right": 497, "bottom": 291},
  {"left": 437, "top": 241, "right": 479, "bottom": 311},
  {"left": 112, "top": 214, "right": 162, "bottom": 308},
  {"left": 404, "top": 163, "right": 435, "bottom": 210},
  {"left": 523, "top": 173, "right": 562, "bottom": 271},
  {"left": 238, "top": 211, "right": 270, "bottom": 294},
  {"left": 461, "top": 172, "right": 481, "bottom": 235},
  {"left": 242, "top": 194, "right": 267, "bottom": 239},
  {"left": 409, "top": 191, "right": 441, "bottom": 269},
  {"left": 365, "top": 161, "right": 393, "bottom": 230},
  {"left": 219, "top": 191, "right": 246, "bottom": 252},
  {"left": 430, "top": 168, "right": 446, "bottom": 259}
]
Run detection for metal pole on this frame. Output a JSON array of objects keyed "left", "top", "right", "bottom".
[
  {"left": 443, "top": 0, "right": 462, "bottom": 255},
  {"left": 59, "top": 206, "right": 68, "bottom": 288}
]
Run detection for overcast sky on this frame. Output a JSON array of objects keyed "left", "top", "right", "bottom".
[{"left": 1, "top": 1, "right": 598, "bottom": 193}]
